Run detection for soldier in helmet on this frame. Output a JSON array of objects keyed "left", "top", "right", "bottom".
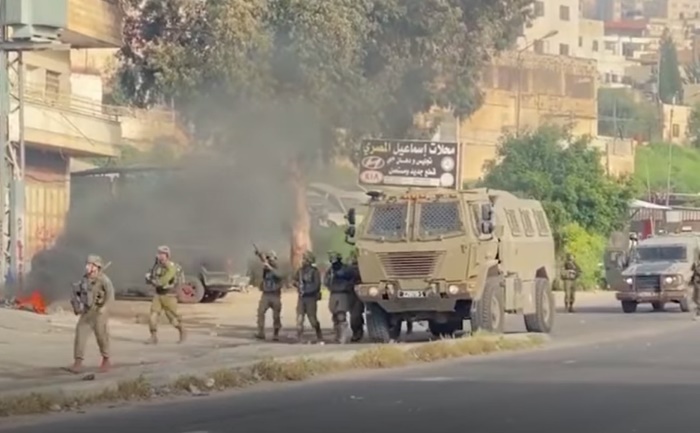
[
  {"left": 561, "top": 253, "right": 581, "bottom": 313},
  {"left": 692, "top": 253, "right": 700, "bottom": 321},
  {"left": 67, "top": 254, "right": 115, "bottom": 374},
  {"left": 293, "top": 251, "right": 323, "bottom": 343},
  {"left": 346, "top": 250, "right": 365, "bottom": 342},
  {"left": 145, "top": 245, "right": 185, "bottom": 344},
  {"left": 324, "top": 251, "right": 353, "bottom": 344},
  {"left": 255, "top": 250, "right": 284, "bottom": 341}
]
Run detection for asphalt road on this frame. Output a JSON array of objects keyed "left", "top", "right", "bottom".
[{"left": 4, "top": 302, "right": 700, "bottom": 433}]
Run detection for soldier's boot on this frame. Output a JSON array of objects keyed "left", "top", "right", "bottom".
[
  {"left": 338, "top": 326, "right": 350, "bottom": 345},
  {"left": 254, "top": 328, "right": 266, "bottom": 340},
  {"left": 146, "top": 332, "right": 159, "bottom": 345},
  {"left": 567, "top": 304, "right": 575, "bottom": 313},
  {"left": 694, "top": 311, "right": 700, "bottom": 321},
  {"left": 314, "top": 324, "right": 323, "bottom": 343},
  {"left": 351, "top": 329, "right": 363, "bottom": 342},
  {"left": 66, "top": 358, "right": 83, "bottom": 374},
  {"left": 99, "top": 357, "right": 111, "bottom": 373},
  {"left": 177, "top": 326, "right": 186, "bottom": 344},
  {"left": 295, "top": 327, "right": 304, "bottom": 342},
  {"left": 272, "top": 328, "right": 280, "bottom": 342}
]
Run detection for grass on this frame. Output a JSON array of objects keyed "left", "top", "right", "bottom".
[
  {"left": 0, "top": 334, "right": 545, "bottom": 418},
  {"left": 635, "top": 143, "right": 700, "bottom": 194}
]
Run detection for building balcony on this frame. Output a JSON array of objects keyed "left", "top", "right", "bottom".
[
  {"left": 15, "top": 85, "right": 121, "bottom": 157},
  {"left": 114, "top": 107, "right": 191, "bottom": 152},
  {"left": 63, "top": 0, "right": 122, "bottom": 48}
]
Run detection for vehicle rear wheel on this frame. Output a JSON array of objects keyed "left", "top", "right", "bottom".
[
  {"left": 524, "top": 278, "right": 555, "bottom": 333},
  {"left": 471, "top": 276, "right": 505, "bottom": 334},
  {"left": 176, "top": 277, "right": 205, "bottom": 304},
  {"left": 621, "top": 301, "right": 637, "bottom": 313},
  {"left": 680, "top": 296, "right": 691, "bottom": 312},
  {"left": 366, "top": 303, "right": 393, "bottom": 343},
  {"left": 652, "top": 301, "right": 665, "bottom": 312}
]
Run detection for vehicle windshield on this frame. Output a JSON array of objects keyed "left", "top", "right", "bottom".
[
  {"left": 365, "top": 203, "right": 408, "bottom": 240},
  {"left": 633, "top": 245, "right": 687, "bottom": 263},
  {"left": 417, "top": 201, "right": 463, "bottom": 238}
]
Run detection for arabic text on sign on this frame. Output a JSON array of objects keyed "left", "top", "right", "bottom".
[{"left": 387, "top": 167, "right": 438, "bottom": 177}]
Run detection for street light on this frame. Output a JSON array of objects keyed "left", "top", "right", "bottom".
[{"left": 515, "top": 30, "right": 560, "bottom": 135}]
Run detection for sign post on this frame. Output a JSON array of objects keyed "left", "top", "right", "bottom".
[{"left": 358, "top": 139, "right": 459, "bottom": 189}]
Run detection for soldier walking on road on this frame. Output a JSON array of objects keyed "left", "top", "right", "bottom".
[
  {"left": 692, "top": 255, "right": 700, "bottom": 321},
  {"left": 255, "top": 250, "right": 284, "bottom": 341},
  {"left": 293, "top": 251, "right": 323, "bottom": 343},
  {"left": 561, "top": 253, "right": 581, "bottom": 313},
  {"left": 67, "top": 255, "right": 115, "bottom": 374},
  {"left": 325, "top": 252, "right": 353, "bottom": 344},
  {"left": 146, "top": 246, "right": 185, "bottom": 345},
  {"left": 346, "top": 251, "right": 365, "bottom": 342}
]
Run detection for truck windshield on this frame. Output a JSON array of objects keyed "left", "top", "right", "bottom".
[
  {"left": 418, "top": 201, "right": 462, "bottom": 238},
  {"left": 634, "top": 246, "right": 687, "bottom": 262},
  {"left": 365, "top": 203, "right": 408, "bottom": 240}
]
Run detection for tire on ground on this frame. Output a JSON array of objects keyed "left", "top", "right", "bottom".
[
  {"left": 176, "top": 276, "right": 206, "bottom": 304},
  {"left": 621, "top": 301, "right": 637, "bottom": 313},
  {"left": 470, "top": 276, "right": 505, "bottom": 334},
  {"left": 524, "top": 277, "right": 555, "bottom": 333}
]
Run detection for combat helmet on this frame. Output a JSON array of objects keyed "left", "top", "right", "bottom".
[{"left": 86, "top": 254, "right": 104, "bottom": 268}]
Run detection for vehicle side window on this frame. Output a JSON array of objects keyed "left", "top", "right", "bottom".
[
  {"left": 519, "top": 209, "right": 535, "bottom": 237},
  {"left": 533, "top": 210, "right": 550, "bottom": 235},
  {"left": 505, "top": 209, "right": 521, "bottom": 236}
]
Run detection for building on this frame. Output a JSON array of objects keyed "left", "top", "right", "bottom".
[
  {"left": 661, "top": 102, "right": 692, "bottom": 144},
  {"left": 519, "top": 0, "right": 580, "bottom": 56},
  {"left": 450, "top": 52, "right": 598, "bottom": 182}
]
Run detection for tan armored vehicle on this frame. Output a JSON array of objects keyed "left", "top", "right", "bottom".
[
  {"left": 616, "top": 233, "right": 700, "bottom": 313},
  {"left": 345, "top": 187, "right": 556, "bottom": 342}
]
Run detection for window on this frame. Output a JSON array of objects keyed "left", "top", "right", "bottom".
[
  {"left": 533, "top": 40, "right": 544, "bottom": 54},
  {"left": 505, "top": 209, "right": 522, "bottom": 236},
  {"left": 366, "top": 203, "right": 408, "bottom": 240},
  {"left": 634, "top": 246, "right": 687, "bottom": 262},
  {"left": 519, "top": 209, "right": 535, "bottom": 236},
  {"left": 578, "top": 37, "right": 583, "bottom": 47},
  {"left": 559, "top": 43, "right": 570, "bottom": 56},
  {"left": 673, "top": 124, "right": 680, "bottom": 137},
  {"left": 593, "top": 40, "right": 599, "bottom": 51},
  {"left": 533, "top": 210, "right": 550, "bottom": 235},
  {"left": 45, "top": 70, "right": 60, "bottom": 101},
  {"left": 534, "top": 1, "right": 545, "bottom": 17},
  {"left": 418, "top": 202, "right": 462, "bottom": 237},
  {"left": 560, "top": 5, "right": 570, "bottom": 20}
]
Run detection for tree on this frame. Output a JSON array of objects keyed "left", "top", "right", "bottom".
[
  {"left": 597, "top": 88, "right": 660, "bottom": 141},
  {"left": 658, "top": 30, "right": 683, "bottom": 104},
  {"left": 688, "top": 103, "right": 700, "bottom": 148},
  {"left": 480, "top": 126, "right": 637, "bottom": 246},
  {"left": 115, "top": 0, "right": 532, "bottom": 269}
]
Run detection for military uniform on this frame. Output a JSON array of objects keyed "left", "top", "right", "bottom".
[
  {"left": 324, "top": 252, "right": 353, "bottom": 344},
  {"left": 561, "top": 254, "right": 581, "bottom": 313},
  {"left": 692, "top": 258, "right": 700, "bottom": 320},
  {"left": 346, "top": 253, "right": 365, "bottom": 342},
  {"left": 255, "top": 251, "right": 284, "bottom": 341},
  {"left": 146, "top": 246, "right": 185, "bottom": 344},
  {"left": 68, "top": 255, "right": 115, "bottom": 374},
  {"left": 293, "top": 252, "right": 323, "bottom": 342}
]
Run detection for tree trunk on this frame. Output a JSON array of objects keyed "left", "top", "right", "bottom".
[{"left": 289, "top": 158, "right": 312, "bottom": 272}]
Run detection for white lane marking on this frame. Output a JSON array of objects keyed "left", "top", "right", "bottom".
[{"left": 405, "top": 377, "right": 452, "bottom": 382}]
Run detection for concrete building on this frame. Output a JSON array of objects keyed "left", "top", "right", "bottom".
[
  {"left": 450, "top": 52, "right": 598, "bottom": 182},
  {"left": 661, "top": 103, "right": 692, "bottom": 144},
  {"left": 519, "top": 0, "right": 580, "bottom": 56}
]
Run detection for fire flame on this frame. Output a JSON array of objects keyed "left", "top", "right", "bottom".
[{"left": 14, "top": 291, "right": 47, "bottom": 315}]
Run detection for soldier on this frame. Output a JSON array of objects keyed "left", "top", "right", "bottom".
[
  {"left": 346, "top": 250, "right": 365, "bottom": 342},
  {"left": 324, "top": 251, "right": 353, "bottom": 344},
  {"left": 293, "top": 251, "right": 323, "bottom": 343},
  {"left": 67, "top": 255, "right": 115, "bottom": 374},
  {"left": 561, "top": 253, "right": 581, "bottom": 313},
  {"left": 692, "top": 254, "right": 700, "bottom": 321},
  {"left": 145, "top": 245, "right": 185, "bottom": 344},
  {"left": 255, "top": 250, "right": 284, "bottom": 341}
]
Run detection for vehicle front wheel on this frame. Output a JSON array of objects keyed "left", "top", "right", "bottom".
[
  {"left": 176, "top": 277, "right": 205, "bottom": 304},
  {"left": 471, "top": 277, "right": 505, "bottom": 334},
  {"left": 366, "top": 303, "right": 393, "bottom": 343},
  {"left": 621, "top": 301, "right": 637, "bottom": 313}
]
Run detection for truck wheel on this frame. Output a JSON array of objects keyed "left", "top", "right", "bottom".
[
  {"left": 201, "top": 291, "right": 219, "bottom": 303},
  {"left": 176, "top": 277, "right": 205, "bottom": 304},
  {"left": 470, "top": 277, "right": 505, "bottom": 334},
  {"left": 680, "top": 296, "right": 691, "bottom": 312},
  {"left": 652, "top": 301, "right": 665, "bottom": 312},
  {"left": 524, "top": 278, "right": 555, "bottom": 333},
  {"left": 621, "top": 301, "right": 637, "bottom": 313},
  {"left": 366, "top": 303, "right": 393, "bottom": 343}
]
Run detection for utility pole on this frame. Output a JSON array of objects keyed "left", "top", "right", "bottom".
[
  {"left": 0, "top": 0, "right": 69, "bottom": 291},
  {"left": 665, "top": 94, "right": 676, "bottom": 207}
]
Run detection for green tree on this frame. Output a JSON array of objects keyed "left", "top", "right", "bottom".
[
  {"left": 481, "top": 126, "right": 637, "bottom": 246},
  {"left": 658, "top": 30, "right": 683, "bottom": 104},
  {"left": 115, "top": 0, "right": 532, "bottom": 268},
  {"left": 688, "top": 103, "right": 700, "bottom": 148},
  {"left": 597, "top": 88, "right": 660, "bottom": 141}
]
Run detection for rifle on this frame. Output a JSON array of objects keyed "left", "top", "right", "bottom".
[
  {"left": 70, "top": 261, "right": 112, "bottom": 315},
  {"left": 252, "top": 243, "right": 270, "bottom": 268}
]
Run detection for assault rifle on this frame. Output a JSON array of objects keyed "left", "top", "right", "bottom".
[{"left": 70, "top": 261, "right": 111, "bottom": 315}]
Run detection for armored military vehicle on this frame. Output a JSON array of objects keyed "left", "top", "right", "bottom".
[
  {"left": 616, "top": 233, "right": 700, "bottom": 313},
  {"left": 344, "top": 187, "right": 556, "bottom": 342}
]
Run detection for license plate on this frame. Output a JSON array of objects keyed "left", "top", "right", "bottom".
[
  {"left": 637, "top": 292, "right": 657, "bottom": 298},
  {"left": 398, "top": 290, "right": 426, "bottom": 299}
]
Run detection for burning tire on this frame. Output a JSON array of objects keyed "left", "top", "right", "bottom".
[{"left": 176, "top": 276, "right": 205, "bottom": 304}]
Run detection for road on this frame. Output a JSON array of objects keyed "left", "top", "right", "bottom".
[{"left": 2, "top": 300, "right": 699, "bottom": 433}]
